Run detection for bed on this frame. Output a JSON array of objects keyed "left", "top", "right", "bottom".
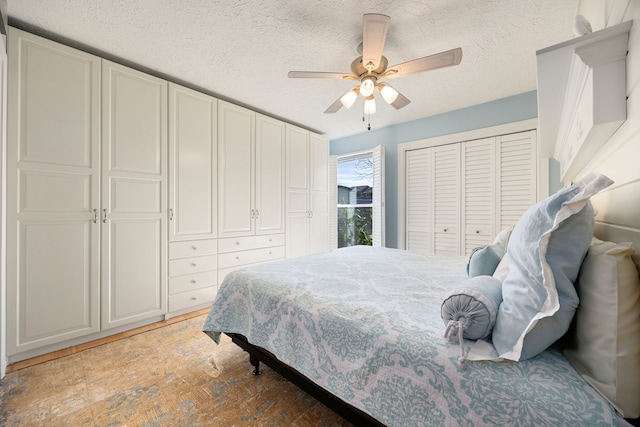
[{"left": 203, "top": 210, "right": 639, "bottom": 426}]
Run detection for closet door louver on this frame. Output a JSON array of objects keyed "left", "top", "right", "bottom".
[
  {"left": 433, "top": 144, "right": 461, "bottom": 255},
  {"left": 463, "top": 138, "right": 495, "bottom": 255},
  {"left": 403, "top": 128, "right": 537, "bottom": 257},
  {"left": 405, "top": 148, "right": 432, "bottom": 255},
  {"left": 497, "top": 131, "right": 537, "bottom": 231}
]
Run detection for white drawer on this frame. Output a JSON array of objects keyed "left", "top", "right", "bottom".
[
  {"left": 169, "top": 270, "right": 218, "bottom": 295},
  {"left": 218, "top": 234, "right": 284, "bottom": 253},
  {"left": 218, "top": 245, "right": 285, "bottom": 269},
  {"left": 217, "top": 258, "right": 281, "bottom": 284},
  {"left": 169, "top": 254, "right": 217, "bottom": 276},
  {"left": 168, "top": 286, "right": 217, "bottom": 313},
  {"left": 169, "top": 239, "right": 217, "bottom": 260}
]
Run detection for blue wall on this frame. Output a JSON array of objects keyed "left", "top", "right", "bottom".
[{"left": 330, "top": 90, "right": 539, "bottom": 248}]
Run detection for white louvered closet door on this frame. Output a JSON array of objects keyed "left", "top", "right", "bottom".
[
  {"left": 462, "top": 138, "right": 495, "bottom": 255},
  {"left": 497, "top": 131, "right": 537, "bottom": 231},
  {"left": 433, "top": 144, "right": 461, "bottom": 255},
  {"left": 405, "top": 148, "right": 433, "bottom": 255}
]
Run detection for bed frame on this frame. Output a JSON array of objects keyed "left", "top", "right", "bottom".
[{"left": 227, "top": 333, "right": 386, "bottom": 427}]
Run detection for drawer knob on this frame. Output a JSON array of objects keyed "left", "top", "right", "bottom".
[
  {"left": 190, "top": 280, "right": 197, "bottom": 284},
  {"left": 191, "top": 245, "right": 197, "bottom": 250},
  {"left": 191, "top": 263, "right": 197, "bottom": 267},
  {"left": 190, "top": 297, "right": 197, "bottom": 301},
  {"left": 236, "top": 256, "right": 240, "bottom": 260},
  {"left": 269, "top": 251, "right": 272, "bottom": 255},
  {"left": 236, "top": 241, "right": 240, "bottom": 245},
  {"left": 269, "top": 238, "right": 272, "bottom": 242}
]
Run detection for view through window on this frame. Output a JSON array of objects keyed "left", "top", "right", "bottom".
[{"left": 337, "top": 154, "right": 373, "bottom": 247}]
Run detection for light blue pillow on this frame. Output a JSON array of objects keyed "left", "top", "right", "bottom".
[
  {"left": 492, "top": 172, "right": 614, "bottom": 361},
  {"left": 467, "top": 245, "right": 503, "bottom": 277},
  {"left": 441, "top": 275, "right": 503, "bottom": 340}
]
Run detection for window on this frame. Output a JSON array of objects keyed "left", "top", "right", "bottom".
[{"left": 331, "top": 145, "right": 385, "bottom": 248}]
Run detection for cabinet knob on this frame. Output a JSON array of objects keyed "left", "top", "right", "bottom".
[
  {"left": 476, "top": 230, "right": 480, "bottom": 234},
  {"left": 236, "top": 256, "right": 240, "bottom": 260},
  {"left": 191, "top": 245, "right": 197, "bottom": 250},
  {"left": 190, "top": 297, "right": 197, "bottom": 301},
  {"left": 444, "top": 228, "right": 448, "bottom": 232},
  {"left": 190, "top": 280, "right": 197, "bottom": 284},
  {"left": 236, "top": 241, "right": 240, "bottom": 245},
  {"left": 191, "top": 263, "right": 197, "bottom": 267}
]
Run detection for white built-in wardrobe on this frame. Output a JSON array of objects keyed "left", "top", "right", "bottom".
[
  {"left": 6, "top": 28, "right": 329, "bottom": 362},
  {"left": 399, "top": 121, "right": 541, "bottom": 257}
]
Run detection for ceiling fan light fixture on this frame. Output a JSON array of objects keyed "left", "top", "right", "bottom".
[
  {"left": 340, "top": 88, "right": 359, "bottom": 109},
  {"left": 360, "top": 77, "right": 376, "bottom": 97},
  {"left": 379, "top": 84, "right": 399, "bottom": 104},
  {"left": 364, "top": 96, "right": 376, "bottom": 115}
]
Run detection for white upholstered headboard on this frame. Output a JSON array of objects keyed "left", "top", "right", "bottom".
[{"left": 536, "top": 4, "right": 639, "bottom": 262}]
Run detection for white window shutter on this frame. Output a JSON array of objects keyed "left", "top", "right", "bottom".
[
  {"left": 329, "top": 155, "right": 338, "bottom": 250},
  {"left": 372, "top": 144, "right": 385, "bottom": 247}
]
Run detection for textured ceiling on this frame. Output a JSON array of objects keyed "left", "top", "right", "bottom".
[{"left": 8, "top": 0, "right": 578, "bottom": 140}]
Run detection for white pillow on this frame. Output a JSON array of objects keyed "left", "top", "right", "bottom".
[
  {"left": 492, "top": 172, "right": 613, "bottom": 361},
  {"left": 564, "top": 239, "right": 640, "bottom": 419}
]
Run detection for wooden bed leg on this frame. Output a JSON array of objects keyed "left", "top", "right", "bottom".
[{"left": 250, "top": 355, "right": 262, "bottom": 375}]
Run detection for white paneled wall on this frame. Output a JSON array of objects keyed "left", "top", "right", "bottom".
[{"left": 576, "top": 1, "right": 640, "bottom": 262}]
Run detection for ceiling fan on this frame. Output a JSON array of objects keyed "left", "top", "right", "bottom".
[{"left": 288, "top": 13, "right": 462, "bottom": 117}]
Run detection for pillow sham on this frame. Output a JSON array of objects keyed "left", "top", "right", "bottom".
[
  {"left": 467, "top": 245, "right": 502, "bottom": 277},
  {"left": 564, "top": 239, "right": 640, "bottom": 419},
  {"left": 441, "top": 275, "right": 503, "bottom": 341},
  {"left": 492, "top": 172, "right": 614, "bottom": 361},
  {"left": 467, "top": 226, "right": 514, "bottom": 278}
]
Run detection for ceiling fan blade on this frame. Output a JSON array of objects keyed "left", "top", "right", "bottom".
[
  {"left": 384, "top": 47, "right": 462, "bottom": 78},
  {"left": 288, "top": 71, "right": 356, "bottom": 80},
  {"left": 323, "top": 96, "right": 344, "bottom": 114},
  {"left": 390, "top": 90, "right": 411, "bottom": 110},
  {"left": 362, "top": 13, "right": 390, "bottom": 71}
]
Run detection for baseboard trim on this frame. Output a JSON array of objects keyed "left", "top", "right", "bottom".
[{"left": 6, "top": 308, "right": 209, "bottom": 373}]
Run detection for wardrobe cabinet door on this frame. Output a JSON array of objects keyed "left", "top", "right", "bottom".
[
  {"left": 255, "top": 114, "right": 285, "bottom": 235},
  {"left": 308, "top": 133, "right": 329, "bottom": 255},
  {"left": 101, "top": 60, "right": 167, "bottom": 330},
  {"left": 169, "top": 84, "right": 217, "bottom": 241},
  {"left": 285, "top": 125, "right": 310, "bottom": 258},
  {"left": 7, "top": 28, "right": 101, "bottom": 354},
  {"left": 218, "top": 101, "right": 255, "bottom": 237}
]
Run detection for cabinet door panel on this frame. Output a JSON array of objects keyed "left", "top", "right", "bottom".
[
  {"left": 255, "top": 114, "right": 284, "bottom": 234},
  {"left": 111, "top": 178, "right": 161, "bottom": 213},
  {"left": 16, "top": 36, "right": 95, "bottom": 168},
  {"left": 101, "top": 61, "right": 167, "bottom": 330},
  {"left": 218, "top": 101, "right": 254, "bottom": 237},
  {"left": 103, "top": 220, "right": 163, "bottom": 326},
  {"left": 21, "top": 170, "right": 91, "bottom": 213},
  {"left": 19, "top": 221, "right": 98, "bottom": 348},
  {"left": 169, "top": 84, "right": 217, "bottom": 240},
  {"left": 286, "top": 126, "right": 309, "bottom": 192},
  {"left": 104, "top": 63, "right": 164, "bottom": 175}
]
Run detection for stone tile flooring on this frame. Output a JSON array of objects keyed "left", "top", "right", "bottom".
[{"left": 0, "top": 314, "right": 352, "bottom": 426}]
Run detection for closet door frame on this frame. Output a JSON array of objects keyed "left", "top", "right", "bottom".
[{"left": 397, "top": 119, "right": 543, "bottom": 251}]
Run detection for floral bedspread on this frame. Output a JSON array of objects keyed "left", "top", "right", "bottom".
[{"left": 203, "top": 246, "right": 618, "bottom": 426}]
